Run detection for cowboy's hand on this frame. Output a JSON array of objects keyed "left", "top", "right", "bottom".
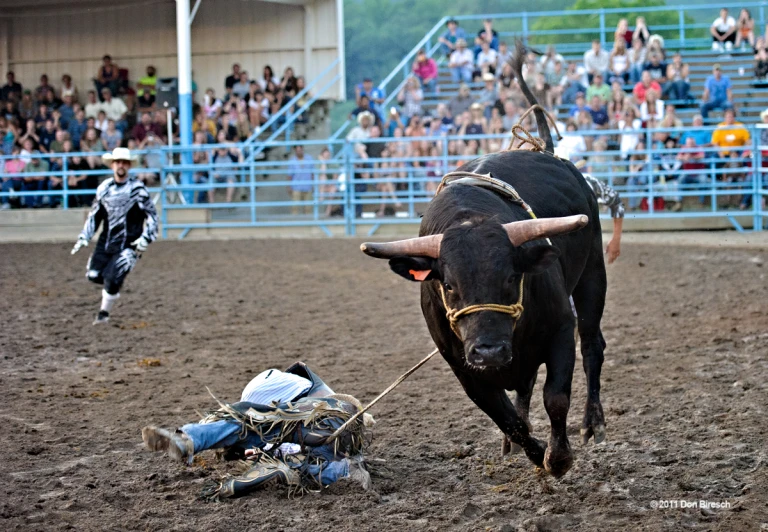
[
  {"left": 605, "top": 238, "right": 621, "bottom": 264},
  {"left": 131, "top": 236, "right": 149, "bottom": 253},
  {"left": 71, "top": 236, "right": 88, "bottom": 255}
]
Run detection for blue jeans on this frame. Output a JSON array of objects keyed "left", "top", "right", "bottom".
[
  {"left": 627, "top": 174, "right": 648, "bottom": 209},
  {"left": 562, "top": 82, "right": 585, "bottom": 105},
  {"left": 22, "top": 179, "right": 50, "bottom": 208},
  {"left": 421, "top": 78, "right": 437, "bottom": 94},
  {"left": 181, "top": 419, "right": 349, "bottom": 485},
  {"left": 700, "top": 98, "right": 733, "bottom": 118},
  {"left": 663, "top": 80, "right": 691, "bottom": 102},
  {"left": 451, "top": 66, "right": 473, "bottom": 83},
  {"left": 1, "top": 178, "right": 23, "bottom": 205}
]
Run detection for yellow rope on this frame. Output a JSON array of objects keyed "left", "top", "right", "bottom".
[
  {"left": 505, "top": 104, "right": 563, "bottom": 154},
  {"left": 439, "top": 276, "right": 525, "bottom": 338}
]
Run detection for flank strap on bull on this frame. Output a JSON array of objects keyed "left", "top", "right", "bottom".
[{"left": 439, "top": 276, "right": 525, "bottom": 337}]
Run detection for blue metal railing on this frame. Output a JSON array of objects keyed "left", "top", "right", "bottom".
[{"left": 2, "top": 125, "right": 766, "bottom": 237}]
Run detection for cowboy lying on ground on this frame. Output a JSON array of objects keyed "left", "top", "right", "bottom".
[{"left": 142, "top": 362, "right": 374, "bottom": 499}]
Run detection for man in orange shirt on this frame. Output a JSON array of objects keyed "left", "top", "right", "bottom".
[{"left": 711, "top": 108, "right": 749, "bottom": 157}]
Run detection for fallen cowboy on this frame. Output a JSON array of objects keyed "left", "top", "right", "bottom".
[{"left": 141, "top": 362, "right": 374, "bottom": 499}]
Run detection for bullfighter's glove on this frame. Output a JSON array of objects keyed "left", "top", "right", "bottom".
[
  {"left": 71, "top": 235, "right": 88, "bottom": 255},
  {"left": 131, "top": 236, "right": 149, "bottom": 253}
]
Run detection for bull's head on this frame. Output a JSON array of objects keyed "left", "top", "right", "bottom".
[{"left": 361, "top": 215, "right": 587, "bottom": 369}]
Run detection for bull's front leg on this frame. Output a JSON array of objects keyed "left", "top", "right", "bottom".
[
  {"left": 542, "top": 324, "right": 577, "bottom": 478},
  {"left": 458, "top": 373, "right": 546, "bottom": 468}
]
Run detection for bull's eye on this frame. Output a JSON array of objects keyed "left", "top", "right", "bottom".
[{"left": 443, "top": 282, "right": 453, "bottom": 292}]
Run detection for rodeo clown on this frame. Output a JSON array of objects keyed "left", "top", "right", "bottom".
[
  {"left": 142, "top": 362, "right": 374, "bottom": 499},
  {"left": 71, "top": 147, "right": 158, "bottom": 324}
]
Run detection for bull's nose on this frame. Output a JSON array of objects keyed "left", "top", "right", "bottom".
[{"left": 468, "top": 343, "right": 509, "bottom": 366}]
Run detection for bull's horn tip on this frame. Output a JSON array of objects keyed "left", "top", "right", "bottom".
[
  {"left": 576, "top": 214, "right": 588, "bottom": 225},
  {"left": 360, "top": 243, "right": 369, "bottom": 252}
]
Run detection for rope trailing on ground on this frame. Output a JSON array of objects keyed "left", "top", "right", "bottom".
[{"left": 322, "top": 347, "right": 440, "bottom": 444}]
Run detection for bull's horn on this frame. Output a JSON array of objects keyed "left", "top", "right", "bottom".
[
  {"left": 503, "top": 215, "right": 588, "bottom": 246},
  {"left": 360, "top": 234, "right": 443, "bottom": 259}
]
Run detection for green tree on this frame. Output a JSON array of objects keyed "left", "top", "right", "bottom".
[{"left": 530, "top": 0, "right": 702, "bottom": 46}]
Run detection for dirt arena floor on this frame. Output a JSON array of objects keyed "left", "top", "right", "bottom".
[{"left": 1, "top": 237, "right": 767, "bottom": 531}]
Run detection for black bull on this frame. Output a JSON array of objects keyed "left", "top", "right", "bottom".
[{"left": 361, "top": 151, "right": 607, "bottom": 477}]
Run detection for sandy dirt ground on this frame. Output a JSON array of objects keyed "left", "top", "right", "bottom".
[{"left": 0, "top": 238, "right": 767, "bottom": 531}]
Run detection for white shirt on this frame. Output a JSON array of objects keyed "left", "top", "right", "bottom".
[
  {"left": 248, "top": 97, "right": 271, "bottom": 119},
  {"left": 240, "top": 369, "right": 312, "bottom": 405},
  {"left": 477, "top": 49, "right": 498, "bottom": 67},
  {"left": 712, "top": 16, "right": 736, "bottom": 33},
  {"left": 640, "top": 99, "right": 665, "bottom": 121},
  {"left": 84, "top": 101, "right": 101, "bottom": 120},
  {"left": 618, "top": 118, "right": 642, "bottom": 159},
  {"left": 99, "top": 98, "right": 128, "bottom": 121},
  {"left": 450, "top": 49, "right": 474, "bottom": 68},
  {"left": 583, "top": 49, "right": 610, "bottom": 74},
  {"left": 555, "top": 134, "right": 587, "bottom": 161}
]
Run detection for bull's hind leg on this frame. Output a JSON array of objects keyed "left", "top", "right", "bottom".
[{"left": 571, "top": 244, "right": 608, "bottom": 445}]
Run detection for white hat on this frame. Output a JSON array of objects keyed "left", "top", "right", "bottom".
[
  {"left": 357, "top": 110, "right": 374, "bottom": 124},
  {"left": 761, "top": 108, "right": 768, "bottom": 121},
  {"left": 102, "top": 147, "right": 138, "bottom": 165}
]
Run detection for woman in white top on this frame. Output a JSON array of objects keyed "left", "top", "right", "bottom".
[
  {"left": 609, "top": 40, "right": 630, "bottom": 84},
  {"left": 639, "top": 89, "right": 664, "bottom": 122},
  {"left": 258, "top": 65, "right": 280, "bottom": 92},
  {"left": 618, "top": 108, "right": 642, "bottom": 160},
  {"left": 555, "top": 121, "right": 587, "bottom": 162},
  {"left": 397, "top": 76, "right": 423, "bottom": 120},
  {"left": 60, "top": 74, "right": 78, "bottom": 102}
]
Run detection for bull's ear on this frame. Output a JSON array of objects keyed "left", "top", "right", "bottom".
[
  {"left": 518, "top": 245, "right": 560, "bottom": 274},
  {"left": 388, "top": 256, "right": 439, "bottom": 282}
]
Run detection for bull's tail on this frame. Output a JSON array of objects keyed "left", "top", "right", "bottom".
[{"left": 510, "top": 39, "right": 554, "bottom": 153}]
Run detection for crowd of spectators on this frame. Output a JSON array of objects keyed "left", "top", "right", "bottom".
[{"left": 0, "top": 57, "right": 311, "bottom": 208}]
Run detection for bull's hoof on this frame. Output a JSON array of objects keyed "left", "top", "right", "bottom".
[
  {"left": 580, "top": 424, "right": 606, "bottom": 445},
  {"left": 523, "top": 437, "right": 547, "bottom": 468},
  {"left": 544, "top": 444, "right": 573, "bottom": 478},
  {"left": 581, "top": 400, "right": 606, "bottom": 444}
]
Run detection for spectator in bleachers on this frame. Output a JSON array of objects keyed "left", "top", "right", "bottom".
[
  {"left": 531, "top": 73, "right": 553, "bottom": 111},
  {"left": 568, "top": 93, "right": 588, "bottom": 118},
  {"left": 84, "top": 90, "right": 100, "bottom": 119},
  {"left": 680, "top": 114, "right": 713, "bottom": 147},
  {"left": 633, "top": 17, "right": 651, "bottom": 45},
  {"left": 754, "top": 39, "right": 768, "bottom": 86},
  {"left": 607, "top": 41, "right": 630, "bottom": 85},
  {"left": 136, "top": 66, "right": 157, "bottom": 106},
  {"left": 19, "top": 119, "right": 40, "bottom": 150},
  {"left": 655, "top": 104, "right": 683, "bottom": 145},
  {"left": 556, "top": 121, "right": 587, "bottom": 162},
  {"left": 662, "top": 53, "right": 691, "bottom": 102},
  {"left": 397, "top": 77, "right": 424, "bottom": 121},
  {"left": 642, "top": 53, "right": 667, "bottom": 85},
  {"left": 2, "top": 71, "right": 22, "bottom": 102},
  {"left": 608, "top": 83, "right": 630, "bottom": 126},
  {"left": 288, "top": 144, "right": 314, "bottom": 215},
  {"left": 633, "top": 71, "right": 662, "bottom": 105},
  {"left": 132, "top": 112, "right": 163, "bottom": 144},
  {"left": 626, "top": 141, "right": 649, "bottom": 210},
  {"left": 20, "top": 144, "right": 50, "bottom": 208},
  {"left": 225, "top": 64, "right": 241, "bottom": 90},
  {"left": 58, "top": 74, "right": 78, "bottom": 103},
  {"left": 351, "top": 95, "right": 376, "bottom": 124},
  {"left": 193, "top": 108, "right": 217, "bottom": 142},
  {"left": 498, "top": 61, "right": 515, "bottom": 88},
  {"left": 67, "top": 108, "right": 87, "bottom": 149},
  {"left": 34, "top": 104, "right": 52, "bottom": 126},
  {"left": 474, "top": 19, "right": 499, "bottom": 55},
  {"left": 588, "top": 95, "right": 610, "bottom": 129},
  {"left": 586, "top": 72, "right": 611, "bottom": 105},
  {"left": 676, "top": 137, "right": 708, "bottom": 205},
  {"left": 618, "top": 108, "right": 642, "bottom": 160},
  {"left": 18, "top": 90, "right": 35, "bottom": 122},
  {"left": 438, "top": 18, "right": 467, "bottom": 57},
  {"left": 95, "top": 109, "right": 108, "bottom": 133},
  {"left": 628, "top": 38, "right": 647, "bottom": 84},
  {"left": 477, "top": 41, "right": 499, "bottom": 76},
  {"left": 281, "top": 67, "right": 298, "bottom": 98},
  {"left": 247, "top": 87, "right": 270, "bottom": 128},
  {"left": 647, "top": 35, "right": 666, "bottom": 60},
  {"left": 710, "top": 8, "right": 737, "bottom": 52},
  {"left": 583, "top": 40, "right": 610, "bottom": 84},
  {"left": 496, "top": 41, "right": 513, "bottom": 72},
  {"left": 209, "top": 129, "right": 241, "bottom": 204},
  {"left": 34, "top": 74, "right": 52, "bottom": 101},
  {"left": 449, "top": 39, "right": 474, "bottom": 83},
  {"left": 477, "top": 72, "right": 498, "bottom": 118},
  {"left": 711, "top": 108, "right": 749, "bottom": 158},
  {"left": 232, "top": 72, "right": 251, "bottom": 98},
  {"left": 38, "top": 118, "right": 56, "bottom": 153},
  {"left": 98, "top": 88, "right": 128, "bottom": 133},
  {"left": 561, "top": 62, "right": 587, "bottom": 105},
  {"left": 433, "top": 103, "right": 454, "bottom": 134},
  {"left": 540, "top": 45, "right": 564, "bottom": 76},
  {"left": 204, "top": 88, "right": 223, "bottom": 120},
  {"left": 94, "top": 55, "right": 120, "bottom": 101},
  {"left": 640, "top": 89, "right": 664, "bottom": 123},
  {"left": 356, "top": 78, "right": 385, "bottom": 120},
  {"left": 49, "top": 129, "right": 68, "bottom": 154},
  {"left": 736, "top": 9, "right": 755, "bottom": 50},
  {"left": 0, "top": 145, "right": 26, "bottom": 209},
  {"left": 58, "top": 95, "right": 75, "bottom": 129},
  {"left": 502, "top": 101, "right": 520, "bottom": 131},
  {"left": 102, "top": 120, "right": 123, "bottom": 151},
  {"left": 656, "top": 137, "right": 683, "bottom": 210},
  {"left": 615, "top": 19, "right": 633, "bottom": 47},
  {"left": 258, "top": 65, "right": 279, "bottom": 92},
  {"left": 80, "top": 127, "right": 106, "bottom": 152},
  {"left": 412, "top": 49, "right": 438, "bottom": 94},
  {"left": 700, "top": 64, "right": 733, "bottom": 118}
]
